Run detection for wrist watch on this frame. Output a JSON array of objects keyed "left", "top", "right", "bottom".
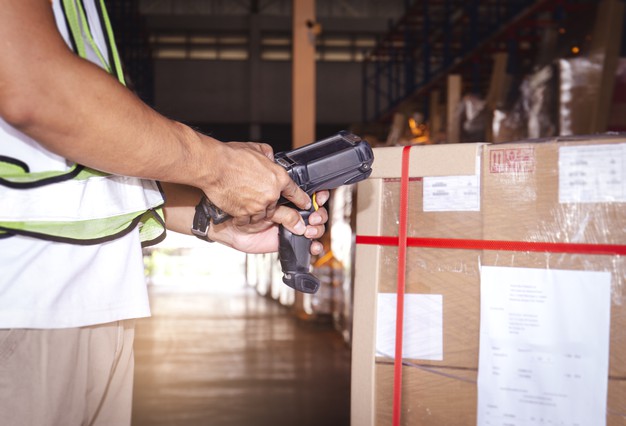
[{"left": 191, "top": 196, "right": 215, "bottom": 242}]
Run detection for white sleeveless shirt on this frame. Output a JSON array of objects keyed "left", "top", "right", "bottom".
[{"left": 0, "top": 0, "right": 151, "bottom": 328}]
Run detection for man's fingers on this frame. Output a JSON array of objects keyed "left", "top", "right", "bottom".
[
  {"left": 280, "top": 178, "right": 311, "bottom": 211},
  {"left": 265, "top": 202, "right": 277, "bottom": 220},
  {"left": 310, "top": 241, "right": 323, "bottom": 256},
  {"left": 269, "top": 205, "right": 326, "bottom": 241},
  {"left": 241, "top": 141, "right": 274, "bottom": 159},
  {"left": 241, "top": 202, "right": 278, "bottom": 225},
  {"left": 270, "top": 205, "right": 306, "bottom": 235},
  {"left": 313, "top": 190, "right": 330, "bottom": 207},
  {"left": 308, "top": 206, "right": 328, "bottom": 226},
  {"left": 304, "top": 224, "right": 325, "bottom": 239},
  {"left": 258, "top": 143, "right": 275, "bottom": 160}
]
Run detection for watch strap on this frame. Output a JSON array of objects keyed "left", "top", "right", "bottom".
[{"left": 191, "top": 196, "right": 215, "bottom": 242}]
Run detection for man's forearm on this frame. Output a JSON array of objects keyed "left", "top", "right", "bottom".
[{"left": 160, "top": 182, "right": 201, "bottom": 236}]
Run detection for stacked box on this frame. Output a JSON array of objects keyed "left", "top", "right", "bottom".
[
  {"left": 482, "top": 136, "right": 626, "bottom": 377},
  {"left": 352, "top": 137, "right": 626, "bottom": 425},
  {"left": 481, "top": 136, "right": 626, "bottom": 426},
  {"left": 352, "top": 143, "right": 484, "bottom": 426},
  {"left": 376, "top": 176, "right": 482, "bottom": 369}
]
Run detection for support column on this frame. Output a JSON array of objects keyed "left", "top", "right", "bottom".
[
  {"left": 292, "top": 0, "right": 316, "bottom": 148},
  {"left": 249, "top": 13, "right": 262, "bottom": 141},
  {"left": 446, "top": 74, "right": 462, "bottom": 143}
]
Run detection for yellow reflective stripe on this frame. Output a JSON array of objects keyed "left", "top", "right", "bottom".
[
  {"left": 0, "top": 207, "right": 165, "bottom": 245},
  {"left": 2, "top": 211, "right": 145, "bottom": 239},
  {"left": 98, "top": 0, "right": 126, "bottom": 85},
  {"left": 139, "top": 207, "right": 166, "bottom": 246},
  {"left": 75, "top": 0, "right": 111, "bottom": 74},
  {"left": 0, "top": 168, "right": 166, "bottom": 245},
  {"left": 0, "top": 162, "right": 108, "bottom": 184},
  {"left": 0, "top": 160, "right": 27, "bottom": 176},
  {"left": 60, "top": 0, "right": 125, "bottom": 85},
  {"left": 61, "top": 0, "right": 86, "bottom": 58}
]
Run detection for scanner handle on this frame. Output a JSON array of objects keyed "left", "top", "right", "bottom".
[{"left": 277, "top": 209, "right": 320, "bottom": 294}]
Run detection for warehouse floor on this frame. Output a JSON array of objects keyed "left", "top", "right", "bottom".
[{"left": 131, "top": 277, "right": 351, "bottom": 426}]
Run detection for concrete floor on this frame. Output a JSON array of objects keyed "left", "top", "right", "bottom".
[{"left": 131, "top": 281, "right": 351, "bottom": 426}]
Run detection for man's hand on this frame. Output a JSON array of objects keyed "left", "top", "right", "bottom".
[
  {"left": 161, "top": 183, "right": 329, "bottom": 255},
  {"left": 210, "top": 190, "right": 330, "bottom": 254},
  {"left": 198, "top": 141, "right": 312, "bottom": 227}
]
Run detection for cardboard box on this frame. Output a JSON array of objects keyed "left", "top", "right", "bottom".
[
  {"left": 352, "top": 143, "right": 484, "bottom": 425},
  {"left": 352, "top": 138, "right": 626, "bottom": 425},
  {"left": 376, "top": 176, "right": 482, "bottom": 369},
  {"left": 608, "top": 378, "right": 626, "bottom": 426},
  {"left": 375, "top": 365, "right": 625, "bottom": 426},
  {"left": 375, "top": 364, "right": 477, "bottom": 426},
  {"left": 482, "top": 135, "right": 626, "bottom": 377}
]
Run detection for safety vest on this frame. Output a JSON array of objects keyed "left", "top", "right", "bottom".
[{"left": 0, "top": 0, "right": 166, "bottom": 246}]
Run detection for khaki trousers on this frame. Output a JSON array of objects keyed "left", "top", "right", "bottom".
[{"left": 0, "top": 320, "right": 135, "bottom": 426}]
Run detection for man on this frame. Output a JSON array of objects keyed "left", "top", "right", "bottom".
[{"left": 0, "top": 1, "right": 329, "bottom": 425}]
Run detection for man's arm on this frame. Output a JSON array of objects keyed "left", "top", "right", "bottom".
[{"left": 0, "top": 0, "right": 310, "bottom": 232}]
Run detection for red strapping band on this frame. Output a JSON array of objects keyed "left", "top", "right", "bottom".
[
  {"left": 392, "top": 146, "right": 412, "bottom": 426},
  {"left": 355, "top": 235, "right": 626, "bottom": 256}
]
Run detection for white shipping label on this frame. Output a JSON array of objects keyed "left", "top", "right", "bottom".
[
  {"left": 376, "top": 293, "right": 443, "bottom": 361},
  {"left": 423, "top": 175, "right": 481, "bottom": 212},
  {"left": 559, "top": 143, "right": 626, "bottom": 203},
  {"left": 477, "top": 266, "right": 611, "bottom": 426}
]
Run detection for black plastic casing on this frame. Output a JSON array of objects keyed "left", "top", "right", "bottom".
[
  {"left": 275, "top": 131, "right": 374, "bottom": 293},
  {"left": 274, "top": 130, "right": 374, "bottom": 199}
]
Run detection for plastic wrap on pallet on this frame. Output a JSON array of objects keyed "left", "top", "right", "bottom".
[
  {"left": 524, "top": 64, "right": 557, "bottom": 139},
  {"left": 492, "top": 64, "right": 557, "bottom": 143},
  {"left": 459, "top": 94, "right": 489, "bottom": 142},
  {"left": 352, "top": 137, "right": 626, "bottom": 425},
  {"left": 492, "top": 102, "right": 527, "bottom": 143},
  {"left": 559, "top": 56, "right": 605, "bottom": 136}
]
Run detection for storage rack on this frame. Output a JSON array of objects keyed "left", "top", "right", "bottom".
[{"left": 361, "top": 0, "right": 598, "bottom": 124}]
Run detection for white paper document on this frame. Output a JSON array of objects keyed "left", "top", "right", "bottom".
[
  {"left": 478, "top": 266, "right": 611, "bottom": 426},
  {"left": 376, "top": 293, "right": 443, "bottom": 361},
  {"left": 559, "top": 143, "right": 626, "bottom": 203},
  {"left": 423, "top": 175, "right": 481, "bottom": 212}
]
